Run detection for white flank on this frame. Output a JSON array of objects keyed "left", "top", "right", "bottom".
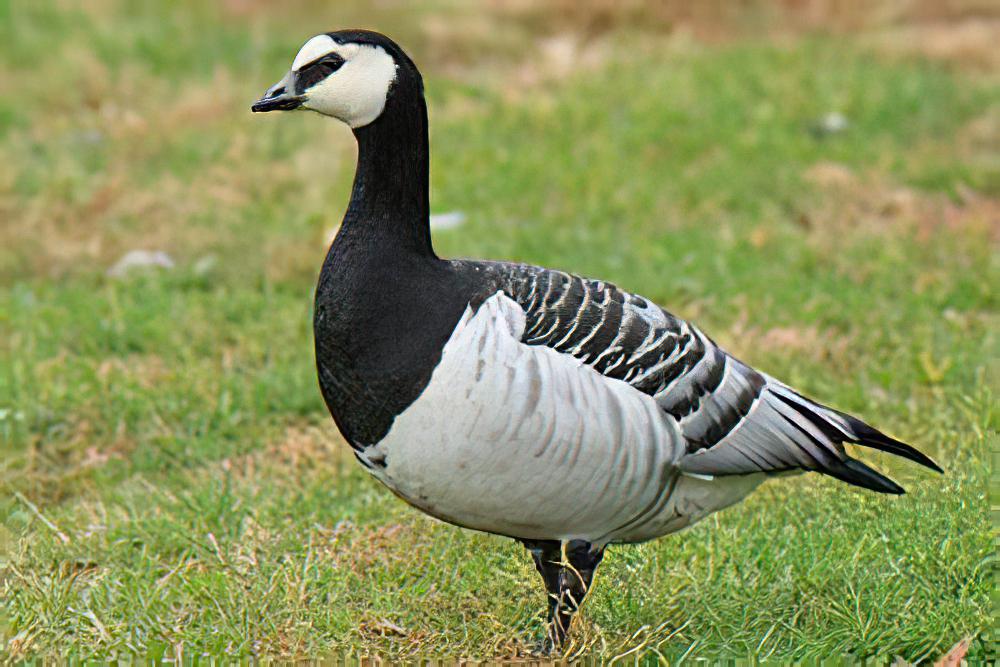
[{"left": 356, "top": 292, "right": 766, "bottom": 545}]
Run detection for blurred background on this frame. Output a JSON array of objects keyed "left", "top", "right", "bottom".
[{"left": 1, "top": 0, "right": 996, "bottom": 661}]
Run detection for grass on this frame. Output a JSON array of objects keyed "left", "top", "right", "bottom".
[{"left": 1, "top": 0, "right": 997, "bottom": 661}]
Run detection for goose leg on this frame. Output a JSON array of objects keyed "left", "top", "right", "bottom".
[
  {"left": 521, "top": 538, "right": 605, "bottom": 653},
  {"left": 522, "top": 538, "right": 562, "bottom": 646}
]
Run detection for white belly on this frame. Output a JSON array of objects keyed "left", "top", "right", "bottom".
[{"left": 358, "top": 292, "right": 764, "bottom": 544}]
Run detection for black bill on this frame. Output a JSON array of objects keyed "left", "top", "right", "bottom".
[{"left": 251, "top": 84, "right": 304, "bottom": 113}]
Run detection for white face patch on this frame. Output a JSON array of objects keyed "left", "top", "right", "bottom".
[
  {"left": 292, "top": 34, "right": 337, "bottom": 72},
  {"left": 290, "top": 35, "right": 398, "bottom": 128}
]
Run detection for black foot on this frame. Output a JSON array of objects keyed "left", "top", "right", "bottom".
[{"left": 520, "top": 538, "right": 606, "bottom": 651}]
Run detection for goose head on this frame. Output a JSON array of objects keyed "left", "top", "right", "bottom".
[{"left": 252, "top": 30, "right": 416, "bottom": 128}]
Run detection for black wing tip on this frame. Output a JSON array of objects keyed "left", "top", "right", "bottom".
[
  {"left": 841, "top": 414, "right": 943, "bottom": 474},
  {"left": 774, "top": 390, "right": 943, "bottom": 475},
  {"left": 825, "top": 458, "right": 906, "bottom": 495}
]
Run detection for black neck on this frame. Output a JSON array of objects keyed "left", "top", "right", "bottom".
[{"left": 339, "top": 70, "right": 434, "bottom": 258}]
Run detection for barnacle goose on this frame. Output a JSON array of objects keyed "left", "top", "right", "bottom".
[{"left": 252, "top": 30, "right": 941, "bottom": 651}]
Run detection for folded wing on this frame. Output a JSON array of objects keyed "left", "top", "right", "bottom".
[{"left": 490, "top": 262, "right": 940, "bottom": 493}]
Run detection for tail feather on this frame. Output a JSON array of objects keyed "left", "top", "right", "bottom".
[
  {"left": 833, "top": 409, "right": 943, "bottom": 473},
  {"left": 678, "top": 378, "right": 942, "bottom": 495},
  {"left": 769, "top": 384, "right": 942, "bottom": 492},
  {"left": 823, "top": 458, "right": 906, "bottom": 495}
]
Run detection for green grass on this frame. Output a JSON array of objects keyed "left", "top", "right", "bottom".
[{"left": 1, "top": 0, "right": 997, "bottom": 661}]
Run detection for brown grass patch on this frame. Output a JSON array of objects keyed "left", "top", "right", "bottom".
[
  {"left": 310, "top": 521, "right": 422, "bottom": 575},
  {"left": 94, "top": 353, "right": 173, "bottom": 390},
  {"left": 507, "top": 33, "right": 612, "bottom": 97},
  {"left": 799, "top": 161, "right": 1000, "bottom": 244},
  {"left": 221, "top": 423, "right": 348, "bottom": 483},
  {"left": 866, "top": 18, "right": 1000, "bottom": 70},
  {"left": 727, "top": 317, "right": 854, "bottom": 369},
  {"left": 4, "top": 413, "right": 135, "bottom": 506},
  {"left": 488, "top": 0, "right": 1000, "bottom": 40},
  {"left": 265, "top": 423, "right": 345, "bottom": 468},
  {"left": 956, "top": 106, "right": 1000, "bottom": 174}
]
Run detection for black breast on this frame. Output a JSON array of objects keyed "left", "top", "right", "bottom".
[{"left": 313, "top": 248, "right": 495, "bottom": 449}]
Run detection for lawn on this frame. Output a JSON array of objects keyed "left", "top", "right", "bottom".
[{"left": 1, "top": 0, "right": 997, "bottom": 661}]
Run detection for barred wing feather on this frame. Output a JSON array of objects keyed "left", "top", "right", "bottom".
[{"left": 491, "top": 262, "right": 941, "bottom": 493}]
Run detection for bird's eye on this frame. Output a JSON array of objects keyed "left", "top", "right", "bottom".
[{"left": 296, "top": 54, "right": 346, "bottom": 93}]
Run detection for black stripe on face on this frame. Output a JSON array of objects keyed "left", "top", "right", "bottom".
[{"left": 295, "top": 53, "right": 346, "bottom": 94}]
